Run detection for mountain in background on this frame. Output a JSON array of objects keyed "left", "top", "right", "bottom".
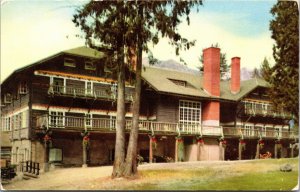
[{"left": 142, "top": 58, "right": 254, "bottom": 81}]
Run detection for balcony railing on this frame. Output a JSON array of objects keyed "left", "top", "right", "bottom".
[
  {"left": 35, "top": 115, "right": 222, "bottom": 136},
  {"left": 36, "top": 115, "right": 294, "bottom": 138},
  {"left": 243, "top": 101, "right": 292, "bottom": 119},
  {"left": 48, "top": 85, "right": 133, "bottom": 102},
  {"left": 223, "top": 126, "right": 295, "bottom": 139}
]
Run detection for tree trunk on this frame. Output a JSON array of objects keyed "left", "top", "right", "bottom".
[
  {"left": 123, "top": 3, "right": 143, "bottom": 177},
  {"left": 123, "top": 44, "right": 142, "bottom": 177},
  {"left": 112, "top": 50, "right": 126, "bottom": 178}
]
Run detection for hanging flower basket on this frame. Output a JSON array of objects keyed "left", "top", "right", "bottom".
[
  {"left": 151, "top": 136, "right": 157, "bottom": 149},
  {"left": 197, "top": 139, "right": 204, "bottom": 145},
  {"left": 239, "top": 139, "right": 246, "bottom": 150},
  {"left": 176, "top": 136, "right": 184, "bottom": 161},
  {"left": 43, "top": 134, "right": 52, "bottom": 143},
  {"left": 196, "top": 136, "right": 204, "bottom": 145},
  {"left": 221, "top": 140, "right": 227, "bottom": 147},
  {"left": 275, "top": 139, "right": 282, "bottom": 150},
  {"left": 82, "top": 135, "right": 90, "bottom": 146},
  {"left": 258, "top": 139, "right": 264, "bottom": 149}
]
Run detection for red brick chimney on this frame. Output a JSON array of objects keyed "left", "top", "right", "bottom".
[
  {"left": 230, "top": 57, "right": 241, "bottom": 94},
  {"left": 203, "top": 47, "right": 220, "bottom": 96},
  {"left": 202, "top": 47, "right": 220, "bottom": 127}
]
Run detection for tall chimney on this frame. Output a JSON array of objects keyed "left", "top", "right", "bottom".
[
  {"left": 202, "top": 47, "right": 220, "bottom": 127},
  {"left": 230, "top": 57, "right": 241, "bottom": 94},
  {"left": 203, "top": 47, "right": 220, "bottom": 96}
]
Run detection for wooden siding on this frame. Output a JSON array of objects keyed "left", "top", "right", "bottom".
[{"left": 156, "top": 95, "right": 178, "bottom": 123}]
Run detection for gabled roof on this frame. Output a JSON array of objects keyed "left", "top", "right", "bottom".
[
  {"left": 141, "top": 66, "right": 269, "bottom": 101},
  {"left": 2, "top": 46, "right": 106, "bottom": 85}
]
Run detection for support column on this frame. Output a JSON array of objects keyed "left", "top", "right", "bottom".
[
  {"left": 219, "top": 142, "right": 225, "bottom": 161},
  {"left": 274, "top": 143, "right": 278, "bottom": 159},
  {"left": 238, "top": 142, "right": 242, "bottom": 160},
  {"left": 43, "top": 142, "right": 49, "bottom": 172},
  {"left": 255, "top": 143, "right": 260, "bottom": 159},
  {"left": 291, "top": 144, "right": 294, "bottom": 158},
  {"left": 149, "top": 137, "right": 153, "bottom": 163},
  {"left": 175, "top": 139, "right": 178, "bottom": 162},
  {"left": 82, "top": 145, "right": 87, "bottom": 168},
  {"left": 197, "top": 142, "right": 201, "bottom": 161}
]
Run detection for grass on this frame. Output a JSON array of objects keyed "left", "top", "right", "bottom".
[{"left": 123, "top": 158, "right": 299, "bottom": 190}]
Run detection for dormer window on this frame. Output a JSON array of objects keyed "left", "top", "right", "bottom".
[
  {"left": 19, "top": 81, "right": 28, "bottom": 94},
  {"left": 85, "top": 60, "right": 96, "bottom": 70},
  {"left": 64, "top": 58, "right": 76, "bottom": 67},
  {"left": 4, "top": 93, "right": 12, "bottom": 104},
  {"left": 168, "top": 78, "right": 187, "bottom": 87}
]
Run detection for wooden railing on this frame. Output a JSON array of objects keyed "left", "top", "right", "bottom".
[
  {"left": 48, "top": 85, "right": 133, "bottom": 101},
  {"left": 36, "top": 115, "right": 221, "bottom": 136},
  {"left": 223, "top": 126, "right": 295, "bottom": 139},
  {"left": 36, "top": 115, "right": 294, "bottom": 138},
  {"left": 243, "top": 102, "right": 292, "bottom": 119}
]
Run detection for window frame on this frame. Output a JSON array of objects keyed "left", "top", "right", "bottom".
[
  {"left": 179, "top": 100, "right": 201, "bottom": 125},
  {"left": 64, "top": 57, "right": 76, "bottom": 68}
]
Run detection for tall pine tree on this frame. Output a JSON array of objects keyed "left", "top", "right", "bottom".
[
  {"left": 73, "top": 1, "right": 203, "bottom": 178},
  {"left": 269, "top": 1, "right": 299, "bottom": 123}
]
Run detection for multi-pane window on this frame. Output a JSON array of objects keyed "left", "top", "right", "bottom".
[
  {"left": 50, "top": 111, "right": 64, "bottom": 128},
  {"left": 85, "top": 60, "right": 96, "bottom": 70},
  {"left": 19, "top": 81, "right": 28, "bottom": 94},
  {"left": 4, "top": 93, "right": 12, "bottom": 104},
  {"left": 85, "top": 113, "right": 92, "bottom": 127},
  {"left": 169, "top": 79, "right": 187, "bottom": 87},
  {"left": 244, "top": 125, "right": 254, "bottom": 136},
  {"left": 86, "top": 81, "right": 93, "bottom": 95},
  {"left": 1, "top": 117, "right": 11, "bottom": 131},
  {"left": 179, "top": 100, "right": 201, "bottom": 124},
  {"left": 64, "top": 58, "right": 76, "bottom": 67}
]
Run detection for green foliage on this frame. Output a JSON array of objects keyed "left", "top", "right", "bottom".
[
  {"left": 269, "top": 1, "right": 299, "bottom": 121},
  {"left": 260, "top": 57, "right": 272, "bottom": 81},
  {"left": 198, "top": 43, "right": 229, "bottom": 79}
]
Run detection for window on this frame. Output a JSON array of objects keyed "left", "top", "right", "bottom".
[
  {"left": 64, "top": 58, "right": 76, "bottom": 67},
  {"left": 53, "top": 78, "right": 64, "bottom": 94},
  {"left": 244, "top": 125, "right": 254, "bottom": 136},
  {"left": 4, "top": 93, "right": 12, "bottom": 104},
  {"left": 86, "top": 81, "right": 93, "bottom": 95},
  {"left": 179, "top": 100, "right": 201, "bottom": 124},
  {"left": 21, "top": 111, "right": 28, "bottom": 128},
  {"left": 85, "top": 114, "right": 92, "bottom": 127},
  {"left": 19, "top": 81, "right": 28, "bottom": 94},
  {"left": 169, "top": 79, "right": 187, "bottom": 87},
  {"left": 1, "top": 117, "right": 11, "bottom": 131},
  {"left": 50, "top": 111, "right": 64, "bottom": 128},
  {"left": 85, "top": 60, "right": 96, "bottom": 70}
]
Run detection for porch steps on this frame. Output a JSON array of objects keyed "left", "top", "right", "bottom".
[{"left": 22, "top": 172, "right": 39, "bottom": 180}]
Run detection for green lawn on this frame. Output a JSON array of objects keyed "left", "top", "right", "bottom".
[{"left": 125, "top": 158, "right": 299, "bottom": 190}]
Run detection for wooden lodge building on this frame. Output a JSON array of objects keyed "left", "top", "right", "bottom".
[{"left": 1, "top": 46, "right": 298, "bottom": 171}]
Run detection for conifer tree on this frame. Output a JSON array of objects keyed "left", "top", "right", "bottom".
[
  {"left": 269, "top": 1, "right": 299, "bottom": 122},
  {"left": 73, "top": 0, "right": 202, "bottom": 178}
]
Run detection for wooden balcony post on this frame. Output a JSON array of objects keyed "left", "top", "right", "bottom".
[
  {"left": 43, "top": 142, "right": 49, "bottom": 172},
  {"left": 175, "top": 138, "right": 178, "bottom": 162},
  {"left": 255, "top": 142, "right": 260, "bottom": 159},
  {"left": 274, "top": 143, "right": 278, "bottom": 159},
  {"left": 82, "top": 144, "right": 88, "bottom": 168},
  {"left": 149, "top": 137, "right": 153, "bottom": 163},
  {"left": 197, "top": 142, "right": 201, "bottom": 161},
  {"left": 238, "top": 142, "right": 242, "bottom": 160},
  {"left": 291, "top": 144, "right": 294, "bottom": 158},
  {"left": 219, "top": 142, "right": 225, "bottom": 161}
]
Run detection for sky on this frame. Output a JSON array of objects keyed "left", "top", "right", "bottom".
[{"left": 1, "top": 0, "right": 277, "bottom": 82}]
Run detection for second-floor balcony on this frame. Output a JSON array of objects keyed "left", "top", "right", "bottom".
[
  {"left": 47, "top": 84, "right": 134, "bottom": 102},
  {"left": 243, "top": 101, "right": 293, "bottom": 119},
  {"left": 35, "top": 114, "right": 295, "bottom": 139},
  {"left": 36, "top": 114, "right": 223, "bottom": 136}
]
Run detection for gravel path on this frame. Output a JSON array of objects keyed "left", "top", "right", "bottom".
[{"left": 2, "top": 159, "right": 298, "bottom": 190}]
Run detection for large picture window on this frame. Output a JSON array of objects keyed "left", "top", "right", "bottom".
[{"left": 179, "top": 100, "right": 201, "bottom": 124}]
